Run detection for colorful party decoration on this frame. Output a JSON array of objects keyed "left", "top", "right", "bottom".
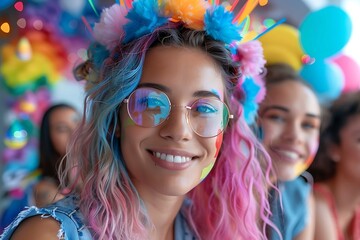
[
  {"left": 331, "top": 54, "right": 360, "bottom": 93},
  {"left": 14, "top": 1, "right": 24, "bottom": 12},
  {"left": 16, "top": 37, "right": 32, "bottom": 61},
  {"left": 4, "top": 120, "right": 28, "bottom": 150},
  {"left": 0, "top": 22, "right": 10, "bottom": 33},
  {"left": 299, "top": 5, "right": 352, "bottom": 59},
  {"left": 258, "top": 24, "right": 304, "bottom": 70},
  {"left": 300, "top": 59, "right": 344, "bottom": 105}
]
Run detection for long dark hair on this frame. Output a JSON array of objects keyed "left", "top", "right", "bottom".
[{"left": 39, "top": 103, "right": 77, "bottom": 184}]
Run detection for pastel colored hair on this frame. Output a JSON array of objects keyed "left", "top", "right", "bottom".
[{"left": 62, "top": 1, "right": 276, "bottom": 239}]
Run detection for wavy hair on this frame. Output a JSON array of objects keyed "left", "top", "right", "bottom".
[{"left": 63, "top": 24, "right": 274, "bottom": 239}]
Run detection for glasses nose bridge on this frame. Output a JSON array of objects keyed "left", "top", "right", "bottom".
[{"left": 169, "top": 104, "right": 191, "bottom": 123}]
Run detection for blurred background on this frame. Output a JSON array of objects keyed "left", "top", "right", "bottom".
[{"left": 0, "top": 0, "right": 359, "bottom": 231}]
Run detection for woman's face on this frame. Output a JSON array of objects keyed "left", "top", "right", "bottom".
[
  {"left": 49, "top": 107, "right": 80, "bottom": 156},
  {"left": 333, "top": 114, "right": 360, "bottom": 183},
  {"left": 259, "top": 80, "right": 321, "bottom": 181},
  {"left": 120, "top": 46, "right": 225, "bottom": 197}
]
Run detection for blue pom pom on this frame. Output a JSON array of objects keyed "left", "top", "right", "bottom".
[
  {"left": 204, "top": 6, "right": 242, "bottom": 44},
  {"left": 123, "top": 0, "right": 168, "bottom": 43},
  {"left": 242, "top": 77, "right": 261, "bottom": 124}
]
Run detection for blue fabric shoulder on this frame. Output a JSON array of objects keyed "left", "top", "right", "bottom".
[
  {"left": 0, "top": 195, "right": 92, "bottom": 240},
  {"left": 270, "top": 176, "right": 311, "bottom": 240}
]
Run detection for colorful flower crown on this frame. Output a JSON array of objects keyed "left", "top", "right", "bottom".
[
  {"left": 92, "top": 0, "right": 269, "bottom": 124},
  {"left": 93, "top": 0, "right": 269, "bottom": 50}
]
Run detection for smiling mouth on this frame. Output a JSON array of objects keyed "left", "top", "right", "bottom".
[
  {"left": 273, "top": 149, "right": 303, "bottom": 163},
  {"left": 151, "top": 151, "right": 192, "bottom": 163}
]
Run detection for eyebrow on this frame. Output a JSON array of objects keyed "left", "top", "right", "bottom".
[
  {"left": 137, "top": 83, "right": 221, "bottom": 100},
  {"left": 262, "top": 105, "right": 321, "bottom": 119}
]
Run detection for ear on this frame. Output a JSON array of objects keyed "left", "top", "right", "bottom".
[
  {"left": 327, "top": 143, "right": 340, "bottom": 162},
  {"left": 115, "top": 124, "right": 121, "bottom": 138}
]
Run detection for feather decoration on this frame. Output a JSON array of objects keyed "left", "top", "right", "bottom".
[
  {"left": 204, "top": 5, "right": 242, "bottom": 44},
  {"left": 164, "top": 0, "right": 207, "bottom": 30},
  {"left": 93, "top": 4, "right": 129, "bottom": 50},
  {"left": 123, "top": 0, "right": 168, "bottom": 43}
]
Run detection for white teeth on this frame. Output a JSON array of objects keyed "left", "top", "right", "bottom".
[
  {"left": 153, "top": 152, "right": 191, "bottom": 163},
  {"left": 166, "top": 155, "right": 173, "bottom": 162},
  {"left": 279, "top": 150, "right": 299, "bottom": 159}
]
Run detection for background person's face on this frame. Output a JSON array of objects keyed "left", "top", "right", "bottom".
[
  {"left": 259, "top": 80, "right": 321, "bottom": 181},
  {"left": 49, "top": 107, "right": 80, "bottom": 156},
  {"left": 120, "top": 46, "right": 225, "bottom": 198},
  {"left": 332, "top": 114, "right": 360, "bottom": 183}
]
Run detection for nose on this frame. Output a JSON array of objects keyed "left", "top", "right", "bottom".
[
  {"left": 159, "top": 107, "right": 193, "bottom": 142},
  {"left": 282, "top": 121, "right": 304, "bottom": 144}
]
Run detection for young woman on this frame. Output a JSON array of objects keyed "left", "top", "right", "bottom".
[
  {"left": 33, "top": 103, "right": 81, "bottom": 207},
  {"left": 1, "top": 1, "right": 275, "bottom": 239},
  {"left": 258, "top": 63, "right": 322, "bottom": 240},
  {"left": 308, "top": 91, "right": 360, "bottom": 240}
]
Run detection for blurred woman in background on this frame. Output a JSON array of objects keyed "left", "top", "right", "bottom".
[
  {"left": 308, "top": 91, "right": 360, "bottom": 240},
  {"left": 33, "top": 103, "right": 80, "bottom": 207},
  {"left": 258, "top": 63, "right": 322, "bottom": 240}
]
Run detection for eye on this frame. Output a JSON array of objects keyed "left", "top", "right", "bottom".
[
  {"left": 196, "top": 104, "right": 217, "bottom": 113},
  {"left": 54, "top": 125, "right": 71, "bottom": 133},
  {"left": 137, "top": 97, "right": 166, "bottom": 108},
  {"left": 147, "top": 97, "right": 167, "bottom": 108},
  {"left": 302, "top": 120, "right": 320, "bottom": 130},
  {"left": 266, "top": 114, "right": 285, "bottom": 123},
  {"left": 193, "top": 102, "right": 219, "bottom": 117}
]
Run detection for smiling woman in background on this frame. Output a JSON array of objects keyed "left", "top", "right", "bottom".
[{"left": 258, "top": 63, "right": 322, "bottom": 240}]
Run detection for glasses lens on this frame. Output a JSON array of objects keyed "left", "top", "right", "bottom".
[
  {"left": 127, "top": 88, "right": 171, "bottom": 127},
  {"left": 188, "top": 98, "right": 230, "bottom": 137}
]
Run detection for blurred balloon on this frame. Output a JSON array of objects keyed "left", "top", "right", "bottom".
[
  {"left": 300, "top": 59, "right": 344, "bottom": 105},
  {"left": 4, "top": 120, "right": 28, "bottom": 149},
  {"left": 300, "top": 5, "right": 352, "bottom": 59},
  {"left": 331, "top": 54, "right": 360, "bottom": 93},
  {"left": 0, "top": 0, "right": 15, "bottom": 10},
  {"left": 258, "top": 24, "right": 304, "bottom": 70}
]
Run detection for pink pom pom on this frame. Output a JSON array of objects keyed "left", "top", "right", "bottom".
[
  {"left": 93, "top": 4, "right": 129, "bottom": 51},
  {"left": 233, "top": 40, "right": 266, "bottom": 76}
]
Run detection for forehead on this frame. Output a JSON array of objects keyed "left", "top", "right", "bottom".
[
  {"left": 341, "top": 114, "right": 360, "bottom": 134},
  {"left": 49, "top": 108, "right": 78, "bottom": 124},
  {"left": 262, "top": 80, "right": 321, "bottom": 115},
  {"left": 140, "top": 46, "right": 225, "bottom": 99}
]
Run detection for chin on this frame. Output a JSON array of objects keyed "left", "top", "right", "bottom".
[{"left": 276, "top": 166, "right": 298, "bottom": 182}]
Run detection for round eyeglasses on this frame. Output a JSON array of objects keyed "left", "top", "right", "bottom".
[{"left": 123, "top": 87, "right": 233, "bottom": 138}]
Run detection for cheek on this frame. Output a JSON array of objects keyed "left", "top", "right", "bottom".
[
  {"left": 51, "top": 134, "right": 68, "bottom": 155},
  {"left": 261, "top": 122, "right": 280, "bottom": 147},
  {"left": 294, "top": 138, "right": 319, "bottom": 175},
  {"left": 214, "top": 133, "right": 223, "bottom": 158},
  {"left": 200, "top": 134, "right": 223, "bottom": 180}
]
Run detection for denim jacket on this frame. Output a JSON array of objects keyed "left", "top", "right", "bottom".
[{"left": 0, "top": 195, "right": 196, "bottom": 240}]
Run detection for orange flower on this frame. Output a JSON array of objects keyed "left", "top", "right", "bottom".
[{"left": 163, "top": 0, "right": 208, "bottom": 30}]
